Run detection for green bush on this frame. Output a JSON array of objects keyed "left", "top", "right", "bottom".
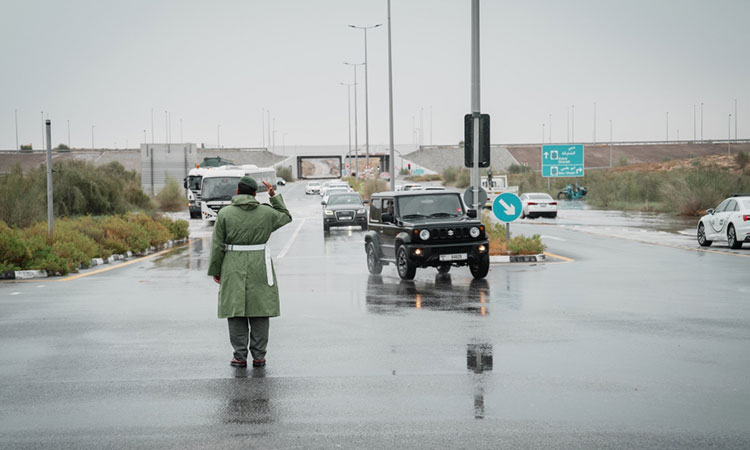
[
  {"left": 56, "top": 143, "right": 70, "bottom": 150},
  {"left": 362, "top": 179, "right": 388, "bottom": 201},
  {"left": 507, "top": 163, "right": 532, "bottom": 174},
  {"left": 508, "top": 234, "right": 546, "bottom": 255},
  {"left": 276, "top": 166, "right": 294, "bottom": 182},
  {"left": 442, "top": 167, "right": 458, "bottom": 184},
  {"left": 737, "top": 151, "right": 749, "bottom": 170},
  {"left": 616, "top": 156, "right": 629, "bottom": 167},
  {"left": 20, "top": 144, "right": 32, "bottom": 150},
  {"left": 455, "top": 169, "right": 471, "bottom": 188},
  {"left": 159, "top": 217, "right": 189, "bottom": 240},
  {"left": 156, "top": 178, "right": 185, "bottom": 212}
]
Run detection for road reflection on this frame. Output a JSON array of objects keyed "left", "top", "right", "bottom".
[
  {"left": 217, "top": 368, "right": 277, "bottom": 426},
  {"left": 365, "top": 275, "right": 490, "bottom": 315},
  {"left": 467, "top": 343, "right": 493, "bottom": 419}
]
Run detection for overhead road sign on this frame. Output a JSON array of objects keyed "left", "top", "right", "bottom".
[
  {"left": 464, "top": 114, "right": 490, "bottom": 168},
  {"left": 542, "top": 144, "right": 584, "bottom": 177},
  {"left": 492, "top": 192, "right": 522, "bottom": 223}
]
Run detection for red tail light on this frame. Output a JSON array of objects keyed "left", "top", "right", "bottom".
[
  {"left": 744, "top": 215, "right": 750, "bottom": 221},
  {"left": 550, "top": 202, "right": 557, "bottom": 206},
  {"left": 528, "top": 202, "right": 537, "bottom": 206}
]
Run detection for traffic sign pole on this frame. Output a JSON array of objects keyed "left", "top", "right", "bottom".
[{"left": 470, "top": 0, "right": 480, "bottom": 212}]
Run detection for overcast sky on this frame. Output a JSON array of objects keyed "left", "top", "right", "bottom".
[{"left": 1, "top": 0, "right": 748, "bottom": 151}]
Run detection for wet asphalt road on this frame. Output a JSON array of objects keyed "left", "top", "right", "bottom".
[{"left": 1, "top": 182, "right": 750, "bottom": 449}]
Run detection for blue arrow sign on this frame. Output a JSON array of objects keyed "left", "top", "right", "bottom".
[{"left": 492, "top": 192, "right": 522, "bottom": 223}]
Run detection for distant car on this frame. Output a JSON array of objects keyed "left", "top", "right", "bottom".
[
  {"left": 322, "top": 192, "right": 368, "bottom": 233},
  {"left": 400, "top": 184, "right": 422, "bottom": 191},
  {"left": 379, "top": 172, "right": 391, "bottom": 181},
  {"left": 414, "top": 186, "right": 445, "bottom": 191},
  {"left": 321, "top": 187, "right": 351, "bottom": 205},
  {"left": 276, "top": 177, "right": 286, "bottom": 186},
  {"left": 697, "top": 194, "right": 750, "bottom": 249},
  {"left": 305, "top": 181, "right": 321, "bottom": 195},
  {"left": 520, "top": 193, "right": 558, "bottom": 219}
]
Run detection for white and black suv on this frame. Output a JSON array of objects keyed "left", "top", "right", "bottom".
[{"left": 364, "top": 191, "right": 490, "bottom": 280}]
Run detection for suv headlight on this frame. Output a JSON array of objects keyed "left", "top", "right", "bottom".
[
  {"left": 357, "top": 208, "right": 366, "bottom": 214},
  {"left": 324, "top": 209, "right": 334, "bottom": 216},
  {"left": 419, "top": 229, "right": 430, "bottom": 240},
  {"left": 470, "top": 227, "right": 481, "bottom": 238}
]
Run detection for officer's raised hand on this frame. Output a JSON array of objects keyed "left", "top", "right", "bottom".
[{"left": 262, "top": 180, "right": 275, "bottom": 197}]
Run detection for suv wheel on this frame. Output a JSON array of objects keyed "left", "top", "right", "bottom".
[
  {"left": 728, "top": 225, "right": 742, "bottom": 249},
  {"left": 469, "top": 253, "right": 490, "bottom": 279},
  {"left": 437, "top": 265, "right": 450, "bottom": 274},
  {"left": 366, "top": 242, "right": 383, "bottom": 274},
  {"left": 697, "top": 223, "right": 712, "bottom": 247},
  {"left": 396, "top": 246, "right": 416, "bottom": 280}
]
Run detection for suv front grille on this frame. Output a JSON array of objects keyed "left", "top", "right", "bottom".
[
  {"left": 335, "top": 210, "right": 356, "bottom": 221},
  {"left": 429, "top": 227, "right": 471, "bottom": 240}
]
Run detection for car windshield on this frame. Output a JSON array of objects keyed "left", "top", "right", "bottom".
[
  {"left": 397, "top": 194, "right": 464, "bottom": 218},
  {"left": 327, "top": 194, "right": 363, "bottom": 206},
  {"left": 202, "top": 177, "right": 240, "bottom": 201},
  {"left": 327, "top": 188, "right": 348, "bottom": 195},
  {"left": 529, "top": 194, "right": 552, "bottom": 200}
]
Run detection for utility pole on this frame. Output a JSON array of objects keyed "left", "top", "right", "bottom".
[
  {"left": 345, "top": 62, "right": 362, "bottom": 177},
  {"left": 735, "top": 99, "right": 738, "bottom": 141},
  {"left": 340, "top": 83, "right": 353, "bottom": 174},
  {"left": 45, "top": 120, "right": 53, "bottom": 236},
  {"left": 151, "top": 108, "right": 154, "bottom": 144},
  {"left": 593, "top": 102, "right": 596, "bottom": 143},
  {"left": 67, "top": 119, "right": 71, "bottom": 148},
  {"left": 609, "top": 120, "right": 613, "bottom": 168},
  {"left": 14, "top": 109, "right": 19, "bottom": 150},
  {"left": 429, "top": 106, "right": 433, "bottom": 146},
  {"left": 349, "top": 23, "right": 382, "bottom": 174},
  {"left": 41, "top": 111, "right": 45, "bottom": 150},
  {"left": 666, "top": 112, "right": 669, "bottom": 142},
  {"left": 728, "top": 114, "right": 732, "bottom": 155},
  {"left": 693, "top": 104, "right": 696, "bottom": 142},
  {"left": 262, "top": 109, "right": 265, "bottom": 147},
  {"left": 470, "top": 0, "right": 481, "bottom": 212},
  {"left": 700, "top": 102, "right": 704, "bottom": 143},
  {"left": 387, "top": 0, "right": 396, "bottom": 190}
]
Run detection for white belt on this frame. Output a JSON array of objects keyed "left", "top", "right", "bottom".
[{"left": 225, "top": 244, "right": 273, "bottom": 286}]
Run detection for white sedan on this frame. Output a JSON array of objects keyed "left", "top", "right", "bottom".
[
  {"left": 305, "top": 181, "right": 321, "bottom": 195},
  {"left": 520, "top": 193, "right": 558, "bottom": 219},
  {"left": 697, "top": 195, "right": 750, "bottom": 249}
]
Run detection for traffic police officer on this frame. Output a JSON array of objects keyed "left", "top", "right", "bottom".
[{"left": 208, "top": 176, "right": 292, "bottom": 367}]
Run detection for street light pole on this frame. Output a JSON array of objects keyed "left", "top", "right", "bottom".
[
  {"left": 728, "top": 114, "right": 732, "bottom": 155},
  {"left": 349, "top": 23, "right": 382, "bottom": 174},
  {"left": 345, "top": 62, "right": 363, "bottom": 177},
  {"left": 340, "top": 82, "right": 354, "bottom": 175},
  {"left": 45, "top": 120, "right": 53, "bottom": 236},
  {"left": 666, "top": 111, "right": 669, "bottom": 142},
  {"left": 593, "top": 102, "right": 596, "bottom": 143},
  {"left": 609, "top": 120, "right": 613, "bottom": 168},
  {"left": 387, "top": 0, "right": 396, "bottom": 191},
  {"left": 470, "top": 0, "right": 481, "bottom": 212},
  {"left": 67, "top": 119, "right": 70, "bottom": 148},
  {"left": 700, "top": 102, "right": 704, "bottom": 143},
  {"left": 14, "top": 109, "right": 19, "bottom": 150}
]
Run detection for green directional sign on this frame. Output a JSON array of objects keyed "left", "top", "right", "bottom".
[{"left": 542, "top": 144, "right": 584, "bottom": 177}]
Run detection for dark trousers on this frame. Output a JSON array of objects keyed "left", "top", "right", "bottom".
[{"left": 227, "top": 317, "right": 270, "bottom": 361}]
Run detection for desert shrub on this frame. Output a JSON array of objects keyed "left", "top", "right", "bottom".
[
  {"left": 156, "top": 179, "right": 185, "bottom": 212},
  {"left": 0, "top": 221, "right": 31, "bottom": 271},
  {"left": 56, "top": 143, "right": 70, "bottom": 150},
  {"left": 276, "top": 166, "right": 294, "bottom": 182},
  {"left": 404, "top": 174, "right": 442, "bottom": 182},
  {"left": 127, "top": 213, "right": 171, "bottom": 247},
  {"left": 442, "top": 167, "right": 458, "bottom": 184},
  {"left": 508, "top": 234, "right": 546, "bottom": 255},
  {"left": 507, "top": 163, "right": 532, "bottom": 174},
  {"left": 737, "top": 151, "right": 749, "bottom": 169},
  {"left": 616, "top": 156, "right": 629, "bottom": 167},
  {"left": 455, "top": 169, "right": 471, "bottom": 188},
  {"left": 159, "top": 217, "right": 190, "bottom": 240},
  {"left": 399, "top": 168, "right": 410, "bottom": 176},
  {"left": 362, "top": 179, "right": 388, "bottom": 201}
]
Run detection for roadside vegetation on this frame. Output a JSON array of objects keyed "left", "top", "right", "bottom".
[
  {"left": 508, "top": 162, "right": 750, "bottom": 216},
  {"left": 481, "top": 213, "right": 545, "bottom": 255},
  {"left": 341, "top": 177, "right": 387, "bottom": 201},
  {"left": 404, "top": 174, "right": 442, "bottom": 182},
  {"left": 0, "top": 161, "right": 190, "bottom": 275},
  {"left": 0, "top": 214, "right": 189, "bottom": 275},
  {"left": 440, "top": 167, "right": 470, "bottom": 188}
]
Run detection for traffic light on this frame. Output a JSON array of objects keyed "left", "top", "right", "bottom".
[
  {"left": 464, "top": 114, "right": 490, "bottom": 168},
  {"left": 408, "top": 163, "right": 411, "bottom": 170}
]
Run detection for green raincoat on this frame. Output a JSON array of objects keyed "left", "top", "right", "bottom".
[{"left": 208, "top": 194, "right": 292, "bottom": 318}]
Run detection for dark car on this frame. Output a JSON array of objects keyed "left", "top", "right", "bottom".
[
  {"left": 322, "top": 192, "right": 368, "bottom": 233},
  {"left": 363, "top": 191, "right": 490, "bottom": 280}
]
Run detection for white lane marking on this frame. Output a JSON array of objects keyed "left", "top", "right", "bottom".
[
  {"left": 277, "top": 218, "right": 306, "bottom": 259},
  {"left": 541, "top": 235, "right": 566, "bottom": 241},
  {"left": 10, "top": 292, "right": 20, "bottom": 295}
]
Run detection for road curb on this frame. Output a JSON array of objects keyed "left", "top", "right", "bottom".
[
  {"left": 2, "top": 238, "right": 190, "bottom": 281},
  {"left": 490, "top": 253, "right": 546, "bottom": 264}
]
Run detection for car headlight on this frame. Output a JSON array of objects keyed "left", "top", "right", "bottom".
[
  {"left": 324, "top": 210, "right": 334, "bottom": 216},
  {"left": 470, "top": 227, "right": 481, "bottom": 238},
  {"left": 419, "top": 229, "right": 430, "bottom": 240},
  {"left": 357, "top": 209, "right": 366, "bottom": 214}
]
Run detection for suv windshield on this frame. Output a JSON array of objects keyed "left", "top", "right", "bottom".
[
  {"left": 202, "top": 176, "right": 239, "bottom": 201},
  {"left": 327, "top": 194, "right": 363, "bottom": 206},
  {"left": 397, "top": 194, "right": 464, "bottom": 218}
]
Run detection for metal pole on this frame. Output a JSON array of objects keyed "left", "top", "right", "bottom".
[
  {"left": 471, "top": 0, "right": 480, "bottom": 212},
  {"left": 567, "top": 108, "right": 570, "bottom": 143},
  {"left": 388, "top": 0, "right": 396, "bottom": 190},
  {"left": 340, "top": 83, "right": 352, "bottom": 175},
  {"left": 430, "top": 106, "right": 433, "bottom": 146},
  {"left": 609, "top": 119, "right": 613, "bottom": 167},
  {"left": 666, "top": 112, "right": 669, "bottom": 142},
  {"left": 165, "top": 111, "right": 169, "bottom": 144},
  {"left": 728, "top": 114, "right": 732, "bottom": 155},
  {"left": 41, "top": 111, "right": 45, "bottom": 150},
  {"left": 14, "top": 109, "right": 19, "bottom": 150},
  {"left": 151, "top": 108, "right": 154, "bottom": 144},
  {"left": 593, "top": 102, "right": 596, "bottom": 143},
  {"left": 349, "top": 64, "right": 360, "bottom": 178},
  {"left": 150, "top": 145, "right": 154, "bottom": 195},
  {"left": 67, "top": 120, "right": 70, "bottom": 148},
  {"left": 143, "top": 130, "right": 146, "bottom": 143},
  {"left": 91, "top": 125, "right": 94, "bottom": 149},
  {"left": 267, "top": 110, "right": 271, "bottom": 151},
  {"left": 700, "top": 102, "right": 703, "bottom": 142},
  {"left": 364, "top": 28, "right": 370, "bottom": 171},
  {"left": 735, "top": 99, "right": 738, "bottom": 141},
  {"left": 262, "top": 109, "right": 265, "bottom": 147},
  {"left": 693, "top": 104, "right": 696, "bottom": 142},
  {"left": 45, "top": 120, "right": 53, "bottom": 237}
]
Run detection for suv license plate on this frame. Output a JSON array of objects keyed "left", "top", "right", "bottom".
[{"left": 440, "top": 253, "right": 467, "bottom": 262}]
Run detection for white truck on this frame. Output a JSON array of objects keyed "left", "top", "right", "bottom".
[
  {"left": 481, "top": 174, "right": 518, "bottom": 208},
  {"left": 184, "top": 167, "right": 212, "bottom": 219},
  {"left": 199, "top": 165, "right": 277, "bottom": 224}
]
